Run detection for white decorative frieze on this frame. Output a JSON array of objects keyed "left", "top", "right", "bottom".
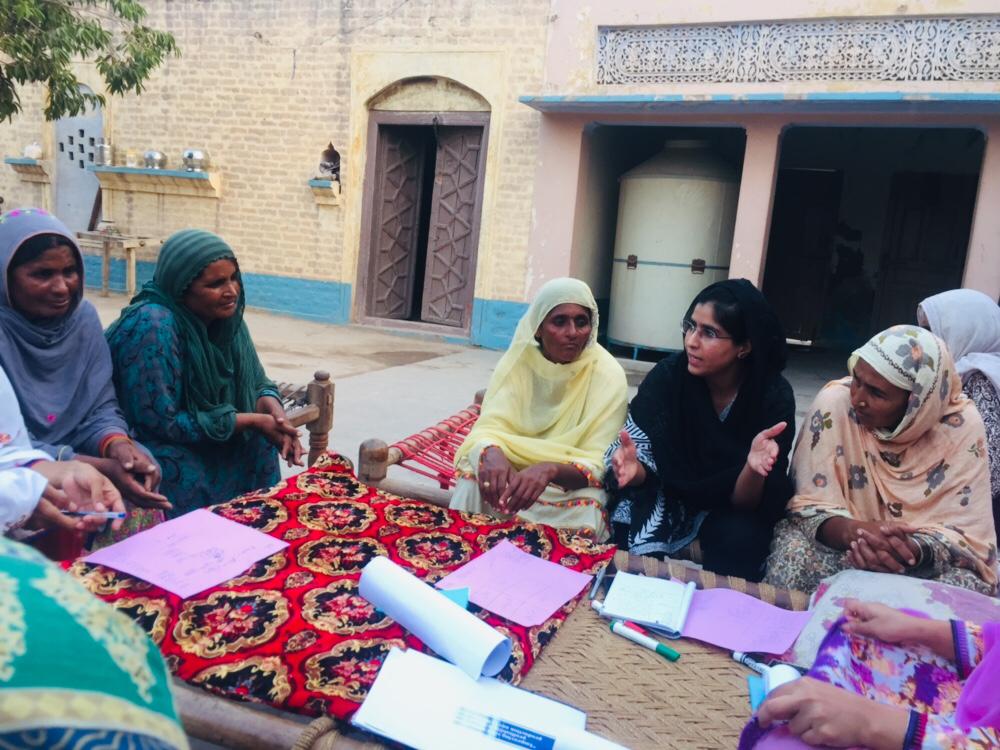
[{"left": 596, "top": 16, "right": 1000, "bottom": 85}]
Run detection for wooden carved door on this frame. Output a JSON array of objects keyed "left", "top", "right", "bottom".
[
  {"left": 366, "top": 127, "right": 427, "bottom": 320},
  {"left": 420, "top": 127, "right": 484, "bottom": 327}
]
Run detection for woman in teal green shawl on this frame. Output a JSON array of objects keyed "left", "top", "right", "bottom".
[
  {"left": 0, "top": 535, "right": 187, "bottom": 748},
  {"left": 105, "top": 230, "right": 302, "bottom": 518}
]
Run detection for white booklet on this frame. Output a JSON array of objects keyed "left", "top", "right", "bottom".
[
  {"left": 353, "top": 648, "right": 628, "bottom": 750},
  {"left": 599, "top": 572, "right": 697, "bottom": 638}
]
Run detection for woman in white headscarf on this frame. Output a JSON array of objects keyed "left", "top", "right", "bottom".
[
  {"left": 918, "top": 289, "right": 1000, "bottom": 544},
  {"left": 450, "top": 278, "right": 628, "bottom": 540}
]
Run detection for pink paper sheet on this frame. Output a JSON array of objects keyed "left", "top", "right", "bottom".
[
  {"left": 435, "top": 540, "right": 593, "bottom": 626},
  {"left": 84, "top": 508, "right": 288, "bottom": 598},
  {"left": 683, "top": 587, "right": 812, "bottom": 654}
]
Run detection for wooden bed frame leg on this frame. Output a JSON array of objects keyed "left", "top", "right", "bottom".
[
  {"left": 358, "top": 439, "right": 389, "bottom": 484},
  {"left": 474, "top": 388, "right": 486, "bottom": 405},
  {"left": 306, "top": 370, "right": 334, "bottom": 466}
]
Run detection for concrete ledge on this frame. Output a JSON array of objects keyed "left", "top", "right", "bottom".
[
  {"left": 89, "top": 165, "right": 221, "bottom": 198},
  {"left": 308, "top": 178, "right": 342, "bottom": 206},
  {"left": 4, "top": 156, "right": 50, "bottom": 183}
]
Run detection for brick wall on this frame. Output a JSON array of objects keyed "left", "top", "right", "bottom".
[{"left": 0, "top": 0, "right": 550, "bottom": 322}]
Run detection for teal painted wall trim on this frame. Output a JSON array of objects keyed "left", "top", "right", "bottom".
[
  {"left": 81, "top": 254, "right": 524, "bottom": 343},
  {"left": 82, "top": 255, "right": 155, "bottom": 293},
  {"left": 471, "top": 297, "right": 527, "bottom": 350},
  {"left": 240, "top": 272, "right": 351, "bottom": 324},
  {"left": 81, "top": 255, "right": 352, "bottom": 324}
]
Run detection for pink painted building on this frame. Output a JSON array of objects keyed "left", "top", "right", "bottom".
[{"left": 521, "top": 0, "right": 1000, "bottom": 353}]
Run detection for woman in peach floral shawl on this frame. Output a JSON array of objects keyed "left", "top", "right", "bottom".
[{"left": 766, "top": 326, "right": 997, "bottom": 595}]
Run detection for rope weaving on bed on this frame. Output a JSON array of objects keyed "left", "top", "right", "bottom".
[
  {"left": 64, "top": 453, "right": 613, "bottom": 722},
  {"left": 389, "top": 403, "right": 481, "bottom": 488}
]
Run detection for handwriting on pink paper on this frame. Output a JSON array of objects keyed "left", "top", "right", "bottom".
[
  {"left": 85, "top": 509, "right": 288, "bottom": 599},
  {"left": 683, "top": 587, "right": 811, "bottom": 654},
  {"left": 435, "top": 540, "right": 593, "bottom": 627}
]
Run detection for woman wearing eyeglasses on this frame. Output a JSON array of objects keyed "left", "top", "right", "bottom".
[{"left": 606, "top": 279, "right": 794, "bottom": 580}]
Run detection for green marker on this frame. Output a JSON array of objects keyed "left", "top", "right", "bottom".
[{"left": 610, "top": 620, "right": 681, "bottom": 662}]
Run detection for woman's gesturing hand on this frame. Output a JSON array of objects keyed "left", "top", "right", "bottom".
[
  {"left": 747, "top": 421, "right": 787, "bottom": 477},
  {"left": 611, "top": 430, "right": 645, "bottom": 487}
]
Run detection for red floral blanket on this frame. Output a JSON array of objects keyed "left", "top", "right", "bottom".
[{"left": 65, "top": 453, "right": 614, "bottom": 720}]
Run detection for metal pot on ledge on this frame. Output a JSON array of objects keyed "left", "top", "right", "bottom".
[
  {"left": 182, "top": 148, "right": 210, "bottom": 172},
  {"left": 143, "top": 150, "right": 167, "bottom": 169}
]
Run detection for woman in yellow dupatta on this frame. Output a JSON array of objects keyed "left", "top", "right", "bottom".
[
  {"left": 451, "top": 278, "right": 627, "bottom": 539},
  {"left": 766, "top": 325, "right": 997, "bottom": 595}
]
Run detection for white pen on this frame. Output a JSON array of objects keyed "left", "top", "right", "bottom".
[
  {"left": 610, "top": 620, "right": 680, "bottom": 661},
  {"left": 732, "top": 651, "right": 768, "bottom": 674}
]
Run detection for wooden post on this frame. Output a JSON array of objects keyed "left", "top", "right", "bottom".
[
  {"left": 100, "top": 235, "right": 111, "bottom": 297},
  {"left": 305, "top": 370, "right": 334, "bottom": 466},
  {"left": 358, "top": 438, "right": 389, "bottom": 484},
  {"left": 125, "top": 243, "right": 137, "bottom": 297}
]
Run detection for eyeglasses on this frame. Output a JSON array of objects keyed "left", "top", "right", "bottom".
[{"left": 680, "top": 318, "right": 734, "bottom": 341}]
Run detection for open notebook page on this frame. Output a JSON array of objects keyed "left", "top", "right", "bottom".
[{"left": 599, "top": 572, "right": 695, "bottom": 634}]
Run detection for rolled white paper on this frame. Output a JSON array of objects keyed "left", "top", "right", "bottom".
[{"left": 358, "top": 556, "right": 512, "bottom": 678}]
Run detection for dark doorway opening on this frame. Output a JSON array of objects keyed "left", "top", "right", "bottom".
[
  {"left": 359, "top": 112, "right": 489, "bottom": 331},
  {"left": 763, "top": 127, "right": 984, "bottom": 352}
]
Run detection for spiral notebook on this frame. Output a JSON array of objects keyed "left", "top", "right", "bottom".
[{"left": 599, "top": 572, "right": 697, "bottom": 638}]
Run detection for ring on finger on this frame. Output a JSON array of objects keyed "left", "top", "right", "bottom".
[{"left": 482, "top": 481, "right": 491, "bottom": 489}]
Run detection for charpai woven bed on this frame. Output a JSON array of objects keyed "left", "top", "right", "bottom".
[{"left": 66, "top": 453, "right": 810, "bottom": 750}]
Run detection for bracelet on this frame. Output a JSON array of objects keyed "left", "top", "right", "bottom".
[
  {"left": 902, "top": 710, "right": 927, "bottom": 750},
  {"left": 99, "top": 433, "right": 133, "bottom": 457},
  {"left": 478, "top": 445, "right": 500, "bottom": 468}
]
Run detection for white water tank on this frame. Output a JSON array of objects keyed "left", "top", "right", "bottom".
[{"left": 608, "top": 140, "right": 739, "bottom": 351}]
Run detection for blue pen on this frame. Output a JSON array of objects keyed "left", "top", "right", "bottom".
[{"left": 64, "top": 510, "right": 126, "bottom": 519}]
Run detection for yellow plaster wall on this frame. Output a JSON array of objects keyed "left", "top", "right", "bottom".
[
  {"left": 0, "top": 0, "right": 550, "bottom": 306},
  {"left": 0, "top": 84, "right": 50, "bottom": 212},
  {"left": 370, "top": 78, "right": 491, "bottom": 112}
]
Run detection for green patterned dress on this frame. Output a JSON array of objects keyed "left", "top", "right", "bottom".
[{"left": 0, "top": 536, "right": 187, "bottom": 749}]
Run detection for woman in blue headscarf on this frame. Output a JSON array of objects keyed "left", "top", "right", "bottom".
[
  {"left": 105, "top": 229, "right": 302, "bottom": 516},
  {"left": 0, "top": 208, "right": 170, "bottom": 532}
]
